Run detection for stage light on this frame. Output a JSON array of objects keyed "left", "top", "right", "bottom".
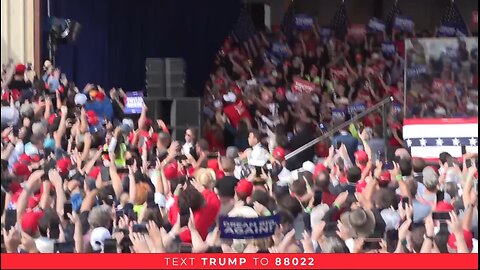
[{"left": 49, "top": 17, "right": 81, "bottom": 42}]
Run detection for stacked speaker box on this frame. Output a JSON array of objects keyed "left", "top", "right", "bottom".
[
  {"left": 145, "top": 58, "right": 185, "bottom": 98},
  {"left": 142, "top": 97, "right": 201, "bottom": 141},
  {"left": 165, "top": 58, "right": 186, "bottom": 98},
  {"left": 170, "top": 98, "right": 201, "bottom": 140},
  {"left": 145, "top": 58, "right": 166, "bottom": 98}
]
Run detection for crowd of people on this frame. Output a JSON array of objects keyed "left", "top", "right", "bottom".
[{"left": 0, "top": 13, "right": 478, "bottom": 255}]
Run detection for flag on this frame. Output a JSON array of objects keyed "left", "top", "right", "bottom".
[
  {"left": 232, "top": 6, "right": 258, "bottom": 58},
  {"left": 330, "top": 1, "right": 349, "bottom": 39},
  {"left": 403, "top": 118, "right": 478, "bottom": 161},
  {"left": 385, "top": 0, "right": 402, "bottom": 31},
  {"left": 440, "top": 1, "right": 469, "bottom": 36},
  {"left": 281, "top": 1, "right": 296, "bottom": 41}
]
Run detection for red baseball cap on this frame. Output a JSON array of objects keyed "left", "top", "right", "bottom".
[
  {"left": 57, "top": 158, "right": 71, "bottom": 174},
  {"left": 86, "top": 110, "right": 96, "bottom": 118},
  {"left": 273, "top": 147, "right": 286, "bottom": 161},
  {"left": 235, "top": 179, "right": 253, "bottom": 197},
  {"left": 18, "top": 154, "right": 32, "bottom": 164},
  {"left": 95, "top": 91, "right": 105, "bottom": 101},
  {"left": 13, "top": 162, "right": 31, "bottom": 178},
  {"left": 163, "top": 163, "right": 179, "bottom": 181},
  {"left": 379, "top": 171, "right": 391, "bottom": 184},
  {"left": 15, "top": 64, "right": 26, "bottom": 74},
  {"left": 448, "top": 229, "right": 474, "bottom": 250},
  {"left": 436, "top": 201, "right": 455, "bottom": 212},
  {"left": 21, "top": 210, "right": 44, "bottom": 235},
  {"left": 87, "top": 115, "right": 99, "bottom": 126},
  {"left": 354, "top": 150, "right": 369, "bottom": 163},
  {"left": 276, "top": 87, "right": 286, "bottom": 97},
  {"left": 48, "top": 113, "right": 58, "bottom": 126}
]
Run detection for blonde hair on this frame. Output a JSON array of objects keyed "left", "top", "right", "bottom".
[
  {"left": 194, "top": 168, "right": 216, "bottom": 189},
  {"left": 227, "top": 206, "right": 274, "bottom": 252}
]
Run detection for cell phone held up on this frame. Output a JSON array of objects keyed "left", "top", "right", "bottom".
[
  {"left": 103, "top": 238, "right": 118, "bottom": 253},
  {"left": 432, "top": 212, "right": 451, "bottom": 221},
  {"left": 362, "top": 238, "right": 383, "bottom": 250},
  {"left": 132, "top": 223, "right": 148, "bottom": 234}
]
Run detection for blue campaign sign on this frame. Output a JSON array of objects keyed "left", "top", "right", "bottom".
[
  {"left": 368, "top": 17, "right": 386, "bottom": 33},
  {"left": 271, "top": 42, "right": 289, "bottom": 57},
  {"left": 332, "top": 108, "right": 347, "bottom": 120},
  {"left": 437, "top": 23, "right": 457, "bottom": 37},
  {"left": 124, "top": 91, "right": 144, "bottom": 114},
  {"left": 219, "top": 215, "right": 280, "bottom": 239},
  {"left": 295, "top": 14, "right": 314, "bottom": 30},
  {"left": 319, "top": 27, "right": 331, "bottom": 38},
  {"left": 437, "top": 23, "right": 468, "bottom": 37},
  {"left": 394, "top": 15, "right": 415, "bottom": 33},
  {"left": 392, "top": 102, "right": 402, "bottom": 113},
  {"left": 381, "top": 42, "right": 396, "bottom": 56},
  {"left": 347, "top": 103, "right": 367, "bottom": 114},
  {"left": 406, "top": 65, "right": 427, "bottom": 78}
]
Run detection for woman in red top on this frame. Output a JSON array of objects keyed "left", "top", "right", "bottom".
[{"left": 168, "top": 182, "right": 220, "bottom": 243}]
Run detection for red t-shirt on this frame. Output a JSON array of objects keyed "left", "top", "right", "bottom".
[
  {"left": 223, "top": 100, "right": 252, "bottom": 129},
  {"left": 168, "top": 189, "right": 220, "bottom": 243}
]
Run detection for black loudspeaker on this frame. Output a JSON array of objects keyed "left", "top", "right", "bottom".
[
  {"left": 248, "top": 3, "right": 265, "bottom": 30},
  {"left": 146, "top": 58, "right": 166, "bottom": 98},
  {"left": 165, "top": 58, "right": 186, "bottom": 98},
  {"left": 170, "top": 98, "right": 201, "bottom": 140}
]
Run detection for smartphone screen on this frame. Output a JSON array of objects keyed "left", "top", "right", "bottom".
[
  {"left": 54, "top": 242, "right": 74, "bottom": 253},
  {"left": 179, "top": 243, "right": 192, "bottom": 253},
  {"left": 255, "top": 166, "right": 262, "bottom": 177},
  {"left": 132, "top": 224, "right": 148, "bottom": 234},
  {"left": 432, "top": 212, "right": 451, "bottom": 220},
  {"left": 5, "top": 210, "right": 17, "bottom": 231},
  {"left": 103, "top": 238, "right": 117, "bottom": 253},
  {"left": 63, "top": 202, "right": 73, "bottom": 220},
  {"left": 100, "top": 166, "right": 110, "bottom": 182},
  {"left": 363, "top": 238, "right": 382, "bottom": 250},
  {"left": 115, "top": 210, "right": 125, "bottom": 226},
  {"left": 383, "top": 162, "right": 394, "bottom": 170},
  {"left": 179, "top": 207, "right": 190, "bottom": 228},
  {"left": 461, "top": 146, "right": 473, "bottom": 168},
  {"left": 345, "top": 185, "right": 356, "bottom": 195},
  {"left": 116, "top": 167, "right": 129, "bottom": 174}
]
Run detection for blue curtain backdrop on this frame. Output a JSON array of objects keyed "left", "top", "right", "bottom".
[{"left": 41, "top": 0, "right": 241, "bottom": 97}]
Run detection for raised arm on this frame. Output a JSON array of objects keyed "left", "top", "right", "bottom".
[{"left": 54, "top": 106, "right": 68, "bottom": 148}]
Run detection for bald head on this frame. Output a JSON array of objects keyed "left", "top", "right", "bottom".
[{"left": 395, "top": 148, "right": 411, "bottom": 160}]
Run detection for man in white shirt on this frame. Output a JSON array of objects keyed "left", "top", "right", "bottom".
[{"left": 182, "top": 127, "right": 197, "bottom": 159}]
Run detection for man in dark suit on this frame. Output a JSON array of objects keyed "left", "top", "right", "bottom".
[
  {"left": 332, "top": 122, "right": 359, "bottom": 163},
  {"left": 286, "top": 122, "right": 315, "bottom": 170}
]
